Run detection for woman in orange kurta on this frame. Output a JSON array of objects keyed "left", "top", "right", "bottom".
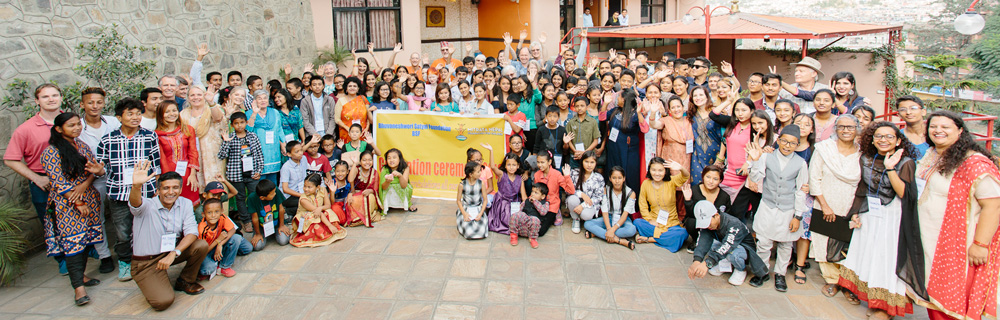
[
  {"left": 658, "top": 95, "right": 693, "bottom": 175},
  {"left": 335, "top": 77, "right": 371, "bottom": 142},
  {"left": 155, "top": 100, "right": 201, "bottom": 204}
]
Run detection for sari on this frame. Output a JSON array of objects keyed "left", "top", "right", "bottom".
[
  {"left": 290, "top": 190, "right": 347, "bottom": 248},
  {"left": 348, "top": 165, "right": 382, "bottom": 227},
  {"left": 338, "top": 96, "right": 370, "bottom": 141}
]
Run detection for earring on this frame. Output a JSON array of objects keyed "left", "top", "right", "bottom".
[{"left": 849, "top": 89, "right": 855, "bottom": 96}]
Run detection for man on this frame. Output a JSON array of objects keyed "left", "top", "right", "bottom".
[
  {"left": 127, "top": 168, "right": 208, "bottom": 311},
  {"left": 405, "top": 52, "right": 424, "bottom": 81},
  {"left": 139, "top": 87, "right": 163, "bottom": 131},
  {"left": 301, "top": 77, "right": 337, "bottom": 137},
  {"left": 635, "top": 51, "right": 651, "bottom": 71},
  {"left": 673, "top": 58, "right": 690, "bottom": 78},
  {"left": 206, "top": 72, "right": 222, "bottom": 89},
  {"left": 244, "top": 75, "right": 263, "bottom": 110},
  {"left": 97, "top": 98, "right": 162, "bottom": 281},
  {"left": 158, "top": 75, "right": 185, "bottom": 109},
  {"left": 78, "top": 87, "right": 120, "bottom": 274},
  {"left": 690, "top": 57, "right": 711, "bottom": 88},
  {"left": 430, "top": 42, "right": 462, "bottom": 76},
  {"left": 746, "top": 72, "right": 765, "bottom": 101},
  {"left": 175, "top": 76, "right": 189, "bottom": 100},
  {"left": 619, "top": 9, "right": 630, "bottom": 26},
  {"left": 754, "top": 73, "right": 786, "bottom": 122},
  {"left": 780, "top": 57, "right": 830, "bottom": 114},
  {"left": 509, "top": 47, "right": 532, "bottom": 76},
  {"left": 3, "top": 83, "right": 66, "bottom": 273},
  {"left": 554, "top": 29, "right": 589, "bottom": 72},
  {"left": 707, "top": 73, "right": 723, "bottom": 92},
  {"left": 895, "top": 95, "right": 930, "bottom": 157},
  {"left": 285, "top": 78, "right": 305, "bottom": 109},
  {"left": 227, "top": 71, "right": 243, "bottom": 88},
  {"left": 687, "top": 201, "right": 767, "bottom": 286},
  {"left": 582, "top": 7, "right": 594, "bottom": 27}
]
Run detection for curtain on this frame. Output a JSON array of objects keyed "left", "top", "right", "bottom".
[
  {"left": 332, "top": 0, "right": 398, "bottom": 50},
  {"left": 369, "top": 10, "right": 398, "bottom": 48}
]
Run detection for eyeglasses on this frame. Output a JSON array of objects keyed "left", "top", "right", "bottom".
[
  {"left": 747, "top": 80, "right": 762, "bottom": 85},
  {"left": 777, "top": 139, "right": 799, "bottom": 146},
  {"left": 873, "top": 134, "right": 896, "bottom": 141},
  {"left": 897, "top": 106, "right": 923, "bottom": 113},
  {"left": 836, "top": 125, "right": 857, "bottom": 131}
]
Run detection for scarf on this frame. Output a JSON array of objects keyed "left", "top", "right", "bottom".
[{"left": 814, "top": 139, "right": 861, "bottom": 185}]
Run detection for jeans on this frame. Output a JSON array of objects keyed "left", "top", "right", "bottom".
[
  {"left": 106, "top": 199, "right": 133, "bottom": 263},
  {"left": 583, "top": 216, "right": 637, "bottom": 239},
  {"left": 261, "top": 172, "right": 278, "bottom": 187},
  {"left": 282, "top": 196, "right": 299, "bottom": 224},
  {"left": 231, "top": 179, "right": 259, "bottom": 225},
  {"left": 711, "top": 240, "right": 748, "bottom": 271},
  {"left": 92, "top": 182, "right": 112, "bottom": 259},
  {"left": 200, "top": 234, "right": 253, "bottom": 274},
  {"left": 565, "top": 195, "right": 599, "bottom": 221}
]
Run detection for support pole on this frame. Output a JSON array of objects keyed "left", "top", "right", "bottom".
[{"left": 801, "top": 39, "right": 809, "bottom": 59}]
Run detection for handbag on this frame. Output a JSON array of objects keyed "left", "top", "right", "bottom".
[{"left": 808, "top": 208, "right": 852, "bottom": 242}]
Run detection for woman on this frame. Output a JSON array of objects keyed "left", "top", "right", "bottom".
[
  {"left": 831, "top": 72, "right": 867, "bottom": 114},
  {"left": 907, "top": 111, "right": 1000, "bottom": 320},
  {"left": 635, "top": 157, "right": 689, "bottom": 252},
  {"left": 812, "top": 89, "right": 838, "bottom": 141},
  {"left": 605, "top": 89, "right": 647, "bottom": 193},
  {"left": 492, "top": 76, "right": 513, "bottom": 113},
  {"left": 808, "top": 114, "right": 861, "bottom": 303},
  {"left": 247, "top": 89, "right": 287, "bottom": 184},
  {"left": 513, "top": 75, "right": 542, "bottom": 152},
  {"left": 681, "top": 165, "right": 732, "bottom": 252},
  {"left": 658, "top": 96, "right": 693, "bottom": 174},
  {"left": 640, "top": 85, "right": 665, "bottom": 181},
  {"left": 713, "top": 98, "right": 755, "bottom": 198},
  {"left": 712, "top": 77, "right": 740, "bottom": 115},
  {"left": 180, "top": 85, "right": 227, "bottom": 188},
  {"left": 370, "top": 82, "right": 396, "bottom": 110},
  {"left": 363, "top": 71, "right": 378, "bottom": 100},
  {"left": 335, "top": 77, "right": 371, "bottom": 142},
  {"left": 839, "top": 121, "right": 918, "bottom": 319},
  {"left": 42, "top": 112, "right": 105, "bottom": 306},
  {"left": 673, "top": 77, "right": 690, "bottom": 106},
  {"left": 688, "top": 86, "right": 724, "bottom": 186},
  {"left": 273, "top": 89, "right": 303, "bottom": 142},
  {"left": 155, "top": 100, "right": 201, "bottom": 204},
  {"left": 852, "top": 104, "right": 875, "bottom": 130}
]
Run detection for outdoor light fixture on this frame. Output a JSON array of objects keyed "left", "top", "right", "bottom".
[
  {"left": 683, "top": 14, "right": 694, "bottom": 25},
  {"left": 954, "top": 0, "right": 986, "bottom": 35}
]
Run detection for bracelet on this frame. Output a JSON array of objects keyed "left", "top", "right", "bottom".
[
  {"left": 973, "top": 239, "right": 989, "bottom": 248},
  {"left": 885, "top": 169, "right": 896, "bottom": 172}
]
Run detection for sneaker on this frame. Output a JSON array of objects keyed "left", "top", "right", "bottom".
[
  {"left": 220, "top": 267, "right": 236, "bottom": 277},
  {"left": 529, "top": 238, "right": 539, "bottom": 249},
  {"left": 571, "top": 219, "right": 581, "bottom": 234},
  {"left": 748, "top": 274, "right": 770, "bottom": 287},
  {"left": 708, "top": 264, "right": 723, "bottom": 276},
  {"left": 510, "top": 233, "right": 519, "bottom": 246},
  {"left": 774, "top": 274, "right": 788, "bottom": 292},
  {"left": 99, "top": 257, "right": 115, "bottom": 274},
  {"left": 58, "top": 259, "right": 68, "bottom": 276},
  {"left": 554, "top": 216, "right": 563, "bottom": 226},
  {"left": 685, "top": 242, "right": 696, "bottom": 254},
  {"left": 729, "top": 270, "right": 748, "bottom": 286},
  {"left": 118, "top": 260, "right": 132, "bottom": 281}
]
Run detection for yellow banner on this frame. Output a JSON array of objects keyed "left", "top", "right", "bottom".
[{"left": 373, "top": 110, "right": 507, "bottom": 199}]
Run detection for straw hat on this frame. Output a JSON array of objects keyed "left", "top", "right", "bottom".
[{"left": 789, "top": 57, "right": 825, "bottom": 81}]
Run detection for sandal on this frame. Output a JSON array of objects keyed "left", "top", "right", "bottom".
[
  {"left": 408, "top": 206, "right": 418, "bottom": 212},
  {"left": 793, "top": 264, "right": 807, "bottom": 284},
  {"left": 620, "top": 238, "right": 636, "bottom": 250},
  {"left": 75, "top": 295, "right": 90, "bottom": 306},
  {"left": 822, "top": 284, "right": 839, "bottom": 297},
  {"left": 583, "top": 230, "right": 592, "bottom": 239},
  {"left": 82, "top": 278, "right": 101, "bottom": 287},
  {"left": 844, "top": 290, "right": 861, "bottom": 305}
]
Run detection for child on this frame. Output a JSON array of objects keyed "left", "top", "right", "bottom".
[
  {"left": 280, "top": 141, "right": 308, "bottom": 219},
  {"left": 585, "top": 166, "right": 637, "bottom": 249},
  {"left": 456, "top": 162, "right": 488, "bottom": 240},
  {"left": 744, "top": 125, "right": 809, "bottom": 292},
  {"left": 467, "top": 146, "right": 494, "bottom": 199},
  {"left": 532, "top": 152, "right": 576, "bottom": 229},
  {"left": 196, "top": 178, "right": 236, "bottom": 222},
  {"left": 319, "top": 134, "right": 342, "bottom": 163},
  {"left": 197, "top": 198, "right": 252, "bottom": 280},
  {"left": 487, "top": 152, "right": 527, "bottom": 235},
  {"left": 379, "top": 148, "right": 416, "bottom": 213},
  {"left": 217, "top": 112, "right": 264, "bottom": 233},
  {"left": 565, "top": 150, "right": 605, "bottom": 233},
  {"left": 502, "top": 93, "right": 527, "bottom": 146},
  {"left": 329, "top": 161, "right": 364, "bottom": 226},
  {"left": 246, "top": 179, "right": 291, "bottom": 251},
  {"left": 302, "top": 135, "right": 331, "bottom": 181},
  {"left": 347, "top": 150, "right": 382, "bottom": 226},
  {"left": 339, "top": 124, "right": 379, "bottom": 167},
  {"left": 687, "top": 200, "right": 767, "bottom": 286},
  {"left": 635, "top": 157, "right": 690, "bottom": 252},
  {"left": 554, "top": 90, "right": 575, "bottom": 126},
  {"left": 431, "top": 84, "right": 457, "bottom": 113},
  {"left": 772, "top": 99, "right": 797, "bottom": 133},
  {"left": 566, "top": 96, "right": 600, "bottom": 169},
  {"left": 509, "top": 183, "right": 549, "bottom": 248},
  {"left": 534, "top": 106, "right": 568, "bottom": 169},
  {"left": 290, "top": 174, "right": 347, "bottom": 247}
]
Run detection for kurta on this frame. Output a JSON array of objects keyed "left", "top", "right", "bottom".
[
  {"left": 156, "top": 125, "right": 201, "bottom": 204},
  {"left": 41, "top": 142, "right": 104, "bottom": 257},
  {"left": 248, "top": 108, "right": 287, "bottom": 174},
  {"left": 605, "top": 107, "right": 645, "bottom": 192},
  {"left": 639, "top": 104, "right": 661, "bottom": 181},
  {"left": 690, "top": 113, "right": 724, "bottom": 186},
  {"left": 337, "top": 96, "right": 370, "bottom": 141},
  {"left": 180, "top": 105, "right": 228, "bottom": 188},
  {"left": 278, "top": 106, "right": 303, "bottom": 141},
  {"left": 807, "top": 139, "right": 860, "bottom": 262},
  {"left": 749, "top": 151, "right": 809, "bottom": 242},
  {"left": 722, "top": 123, "right": 752, "bottom": 191},
  {"left": 489, "top": 172, "right": 522, "bottom": 234},
  {"left": 658, "top": 115, "right": 692, "bottom": 174}
]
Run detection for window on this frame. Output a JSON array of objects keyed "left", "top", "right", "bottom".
[
  {"left": 559, "top": 0, "right": 576, "bottom": 35},
  {"left": 641, "top": 0, "right": 666, "bottom": 24},
  {"left": 332, "top": 0, "right": 401, "bottom": 51}
]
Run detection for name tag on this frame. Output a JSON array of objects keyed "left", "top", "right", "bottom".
[
  {"left": 686, "top": 139, "right": 694, "bottom": 154},
  {"left": 510, "top": 202, "right": 521, "bottom": 214},
  {"left": 656, "top": 209, "right": 670, "bottom": 225},
  {"left": 265, "top": 131, "right": 275, "bottom": 144},
  {"left": 175, "top": 160, "right": 188, "bottom": 177},
  {"left": 554, "top": 155, "right": 563, "bottom": 169},
  {"left": 466, "top": 205, "right": 482, "bottom": 220},
  {"left": 284, "top": 133, "right": 295, "bottom": 142},
  {"left": 122, "top": 167, "right": 135, "bottom": 185},
  {"left": 574, "top": 142, "right": 585, "bottom": 151},
  {"left": 242, "top": 156, "right": 254, "bottom": 172},
  {"left": 609, "top": 128, "right": 620, "bottom": 143},
  {"left": 916, "top": 178, "right": 927, "bottom": 199},
  {"left": 262, "top": 214, "right": 275, "bottom": 237},
  {"left": 866, "top": 197, "right": 883, "bottom": 219},
  {"left": 160, "top": 233, "right": 176, "bottom": 253}
]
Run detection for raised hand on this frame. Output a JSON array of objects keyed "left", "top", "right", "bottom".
[
  {"left": 767, "top": 65, "right": 777, "bottom": 74},
  {"left": 681, "top": 183, "right": 693, "bottom": 200},
  {"left": 393, "top": 43, "right": 403, "bottom": 53},
  {"left": 664, "top": 159, "right": 684, "bottom": 172},
  {"left": 745, "top": 143, "right": 763, "bottom": 161},
  {"left": 303, "top": 63, "right": 314, "bottom": 74},
  {"left": 503, "top": 32, "right": 513, "bottom": 45},
  {"left": 421, "top": 53, "right": 429, "bottom": 65},
  {"left": 883, "top": 149, "right": 903, "bottom": 169},
  {"left": 580, "top": 28, "right": 588, "bottom": 38},
  {"left": 538, "top": 32, "right": 547, "bottom": 44},
  {"left": 367, "top": 42, "right": 375, "bottom": 54},
  {"left": 720, "top": 61, "right": 734, "bottom": 76},
  {"left": 221, "top": 132, "right": 232, "bottom": 142},
  {"left": 131, "top": 160, "right": 154, "bottom": 185},
  {"left": 628, "top": 48, "right": 636, "bottom": 60},
  {"left": 563, "top": 132, "right": 576, "bottom": 145},
  {"left": 284, "top": 63, "right": 292, "bottom": 76},
  {"left": 519, "top": 29, "right": 528, "bottom": 40},
  {"left": 465, "top": 42, "right": 473, "bottom": 54},
  {"left": 197, "top": 43, "right": 210, "bottom": 61},
  {"left": 609, "top": 48, "right": 617, "bottom": 59},
  {"left": 85, "top": 160, "right": 103, "bottom": 175},
  {"left": 480, "top": 143, "right": 493, "bottom": 152}
]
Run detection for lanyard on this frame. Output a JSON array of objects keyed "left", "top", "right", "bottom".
[{"left": 866, "top": 159, "right": 887, "bottom": 197}]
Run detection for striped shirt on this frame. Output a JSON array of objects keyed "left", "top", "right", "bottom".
[{"left": 96, "top": 128, "right": 162, "bottom": 201}]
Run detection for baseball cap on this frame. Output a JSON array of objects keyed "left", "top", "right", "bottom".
[
  {"left": 693, "top": 200, "right": 718, "bottom": 229},
  {"left": 205, "top": 181, "right": 226, "bottom": 194}
]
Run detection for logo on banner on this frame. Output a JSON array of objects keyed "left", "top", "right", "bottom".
[{"left": 455, "top": 123, "right": 468, "bottom": 141}]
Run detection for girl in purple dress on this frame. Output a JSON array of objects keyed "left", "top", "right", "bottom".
[{"left": 483, "top": 144, "right": 528, "bottom": 235}]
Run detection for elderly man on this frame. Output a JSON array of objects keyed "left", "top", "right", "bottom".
[
  {"left": 128, "top": 167, "right": 209, "bottom": 311},
  {"left": 430, "top": 41, "right": 462, "bottom": 77},
  {"left": 158, "top": 75, "right": 185, "bottom": 109},
  {"left": 780, "top": 57, "right": 830, "bottom": 114},
  {"left": 405, "top": 52, "right": 424, "bottom": 81}
]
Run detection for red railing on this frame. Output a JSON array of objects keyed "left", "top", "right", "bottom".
[{"left": 877, "top": 110, "right": 997, "bottom": 152}]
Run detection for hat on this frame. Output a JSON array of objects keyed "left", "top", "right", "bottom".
[
  {"left": 789, "top": 57, "right": 825, "bottom": 81},
  {"left": 440, "top": 41, "right": 450, "bottom": 49},
  {"left": 205, "top": 181, "right": 226, "bottom": 194},
  {"left": 694, "top": 201, "right": 718, "bottom": 229},
  {"left": 780, "top": 124, "right": 801, "bottom": 139}
]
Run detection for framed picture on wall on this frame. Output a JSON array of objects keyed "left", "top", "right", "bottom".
[{"left": 426, "top": 6, "right": 445, "bottom": 27}]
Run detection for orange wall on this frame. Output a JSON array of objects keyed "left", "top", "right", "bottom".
[{"left": 478, "top": 0, "right": 532, "bottom": 57}]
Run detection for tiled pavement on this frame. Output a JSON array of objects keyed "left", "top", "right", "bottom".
[{"left": 0, "top": 199, "right": 931, "bottom": 319}]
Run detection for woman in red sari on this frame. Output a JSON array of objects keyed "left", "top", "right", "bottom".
[
  {"left": 347, "top": 149, "right": 382, "bottom": 227},
  {"left": 334, "top": 76, "right": 371, "bottom": 142},
  {"left": 155, "top": 100, "right": 201, "bottom": 204},
  {"left": 908, "top": 111, "right": 1000, "bottom": 320}
]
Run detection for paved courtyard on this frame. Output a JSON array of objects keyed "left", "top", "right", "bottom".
[{"left": 0, "top": 199, "right": 930, "bottom": 319}]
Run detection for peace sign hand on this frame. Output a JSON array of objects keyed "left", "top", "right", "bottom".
[{"left": 767, "top": 65, "right": 777, "bottom": 74}]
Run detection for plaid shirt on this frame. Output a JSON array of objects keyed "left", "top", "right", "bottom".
[
  {"left": 244, "top": 94, "right": 254, "bottom": 111},
  {"left": 217, "top": 132, "right": 264, "bottom": 182},
  {"left": 96, "top": 128, "right": 162, "bottom": 201}
]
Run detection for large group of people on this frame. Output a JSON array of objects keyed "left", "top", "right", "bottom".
[{"left": 5, "top": 33, "right": 998, "bottom": 320}]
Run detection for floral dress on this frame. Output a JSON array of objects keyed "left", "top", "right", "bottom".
[{"left": 41, "top": 142, "right": 104, "bottom": 257}]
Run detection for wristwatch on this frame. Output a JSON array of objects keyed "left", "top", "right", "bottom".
[{"left": 174, "top": 249, "right": 182, "bottom": 256}]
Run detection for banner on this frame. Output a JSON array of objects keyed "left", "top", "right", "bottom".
[{"left": 374, "top": 110, "right": 506, "bottom": 199}]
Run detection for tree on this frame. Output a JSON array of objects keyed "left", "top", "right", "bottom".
[
  {"left": 904, "top": 54, "right": 995, "bottom": 111},
  {"left": 911, "top": 0, "right": 999, "bottom": 55},
  {"left": 966, "top": 13, "right": 1000, "bottom": 96},
  {"left": 73, "top": 25, "right": 157, "bottom": 114}
]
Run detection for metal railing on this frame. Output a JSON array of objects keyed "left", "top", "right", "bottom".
[{"left": 878, "top": 110, "right": 998, "bottom": 152}]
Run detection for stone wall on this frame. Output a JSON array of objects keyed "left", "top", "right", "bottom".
[{"left": 0, "top": 0, "right": 317, "bottom": 247}]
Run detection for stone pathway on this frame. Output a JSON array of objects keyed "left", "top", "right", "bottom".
[{"left": 0, "top": 199, "right": 930, "bottom": 319}]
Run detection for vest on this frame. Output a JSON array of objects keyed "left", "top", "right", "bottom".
[{"left": 760, "top": 153, "right": 805, "bottom": 211}]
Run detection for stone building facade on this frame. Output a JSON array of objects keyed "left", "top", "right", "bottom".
[{"left": 0, "top": 0, "right": 318, "bottom": 245}]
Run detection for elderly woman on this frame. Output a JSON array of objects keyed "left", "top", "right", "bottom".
[
  {"left": 808, "top": 114, "right": 862, "bottom": 304},
  {"left": 907, "top": 111, "right": 1000, "bottom": 320},
  {"left": 180, "top": 85, "right": 226, "bottom": 188},
  {"left": 42, "top": 112, "right": 106, "bottom": 306},
  {"left": 247, "top": 89, "right": 287, "bottom": 185}
]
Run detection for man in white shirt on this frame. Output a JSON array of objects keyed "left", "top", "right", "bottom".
[
  {"left": 78, "top": 87, "right": 120, "bottom": 274},
  {"left": 139, "top": 88, "right": 162, "bottom": 130},
  {"left": 582, "top": 8, "right": 595, "bottom": 27},
  {"left": 619, "top": 9, "right": 630, "bottom": 26}
]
